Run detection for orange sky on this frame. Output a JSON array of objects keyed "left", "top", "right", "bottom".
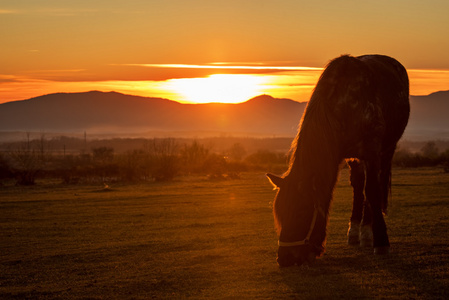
[{"left": 1, "top": 0, "right": 449, "bottom": 104}]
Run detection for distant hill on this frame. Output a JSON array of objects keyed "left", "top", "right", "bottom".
[
  {"left": 407, "top": 90, "right": 449, "bottom": 140},
  {"left": 0, "top": 91, "right": 306, "bottom": 137},
  {"left": 0, "top": 90, "right": 448, "bottom": 140}
]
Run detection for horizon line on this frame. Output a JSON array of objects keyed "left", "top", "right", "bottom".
[{"left": 2, "top": 89, "right": 448, "bottom": 106}]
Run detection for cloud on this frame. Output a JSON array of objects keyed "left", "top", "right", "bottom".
[
  {"left": 0, "top": 75, "right": 22, "bottom": 83},
  {"left": 0, "top": 9, "right": 18, "bottom": 14},
  {"left": 124, "top": 63, "right": 322, "bottom": 72},
  {"left": 109, "top": 63, "right": 324, "bottom": 82},
  {"left": 18, "top": 69, "right": 88, "bottom": 82},
  {"left": 0, "top": 7, "right": 99, "bottom": 17},
  {"left": 34, "top": 8, "right": 99, "bottom": 17}
]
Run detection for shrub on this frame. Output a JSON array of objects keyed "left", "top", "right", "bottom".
[
  {"left": 145, "top": 138, "right": 180, "bottom": 181},
  {"left": 180, "top": 140, "right": 210, "bottom": 173},
  {"left": 202, "top": 153, "right": 227, "bottom": 177},
  {"left": 0, "top": 153, "right": 12, "bottom": 182}
]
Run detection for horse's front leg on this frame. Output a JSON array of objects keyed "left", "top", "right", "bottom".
[
  {"left": 365, "top": 159, "right": 390, "bottom": 255},
  {"left": 347, "top": 159, "right": 365, "bottom": 245},
  {"left": 348, "top": 159, "right": 373, "bottom": 247}
]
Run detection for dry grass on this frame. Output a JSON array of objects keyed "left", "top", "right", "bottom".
[{"left": 1, "top": 168, "right": 448, "bottom": 299}]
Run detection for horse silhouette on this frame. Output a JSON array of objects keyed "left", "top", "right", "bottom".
[{"left": 267, "top": 54, "right": 409, "bottom": 267}]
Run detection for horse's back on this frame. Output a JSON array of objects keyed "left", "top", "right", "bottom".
[
  {"left": 357, "top": 54, "right": 409, "bottom": 109},
  {"left": 310, "top": 54, "right": 410, "bottom": 157},
  {"left": 357, "top": 55, "right": 410, "bottom": 147}
]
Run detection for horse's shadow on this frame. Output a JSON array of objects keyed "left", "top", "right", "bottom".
[{"left": 279, "top": 247, "right": 448, "bottom": 298}]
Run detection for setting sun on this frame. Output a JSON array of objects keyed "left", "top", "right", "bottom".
[{"left": 163, "top": 74, "right": 268, "bottom": 104}]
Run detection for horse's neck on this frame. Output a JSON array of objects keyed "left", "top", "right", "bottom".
[{"left": 290, "top": 123, "right": 342, "bottom": 206}]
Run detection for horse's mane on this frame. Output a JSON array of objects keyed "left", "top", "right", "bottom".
[
  {"left": 286, "top": 55, "right": 372, "bottom": 178},
  {"left": 275, "top": 55, "right": 374, "bottom": 234}
]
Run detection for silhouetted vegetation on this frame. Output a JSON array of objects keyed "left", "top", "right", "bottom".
[
  {"left": 5, "top": 133, "right": 51, "bottom": 185},
  {"left": 393, "top": 141, "right": 449, "bottom": 171},
  {"left": 0, "top": 153, "right": 13, "bottom": 182},
  {"left": 1, "top": 136, "right": 448, "bottom": 185}
]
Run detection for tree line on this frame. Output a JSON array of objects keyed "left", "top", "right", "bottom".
[
  {"left": 393, "top": 141, "right": 449, "bottom": 170},
  {"left": 0, "top": 137, "right": 287, "bottom": 185},
  {"left": 0, "top": 136, "right": 448, "bottom": 186}
]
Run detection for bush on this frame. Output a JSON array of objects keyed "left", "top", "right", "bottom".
[
  {"left": 118, "top": 150, "right": 149, "bottom": 182},
  {"left": 0, "top": 153, "right": 12, "bottom": 182},
  {"left": 8, "top": 148, "right": 45, "bottom": 185},
  {"left": 180, "top": 140, "right": 210, "bottom": 174},
  {"left": 202, "top": 153, "right": 227, "bottom": 178},
  {"left": 393, "top": 142, "right": 448, "bottom": 169},
  {"left": 145, "top": 138, "right": 180, "bottom": 181},
  {"left": 227, "top": 143, "right": 246, "bottom": 161},
  {"left": 246, "top": 149, "right": 286, "bottom": 165}
]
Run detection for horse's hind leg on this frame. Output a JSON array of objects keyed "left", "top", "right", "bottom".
[
  {"left": 347, "top": 159, "right": 365, "bottom": 245},
  {"left": 380, "top": 148, "right": 395, "bottom": 214},
  {"left": 359, "top": 205, "right": 373, "bottom": 247},
  {"left": 359, "top": 163, "right": 373, "bottom": 247},
  {"left": 365, "top": 157, "right": 390, "bottom": 254},
  {"left": 364, "top": 148, "right": 395, "bottom": 250}
]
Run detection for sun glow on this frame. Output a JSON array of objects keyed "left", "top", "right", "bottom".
[
  {"left": 1, "top": 69, "right": 448, "bottom": 105},
  {"left": 163, "top": 74, "right": 269, "bottom": 104}
]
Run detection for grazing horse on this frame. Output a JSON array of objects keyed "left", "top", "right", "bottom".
[{"left": 267, "top": 54, "right": 409, "bottom": 267}]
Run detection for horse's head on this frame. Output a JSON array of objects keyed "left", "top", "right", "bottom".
[{"left": 267, "top": 173, "right": 326, "bottom": 267}]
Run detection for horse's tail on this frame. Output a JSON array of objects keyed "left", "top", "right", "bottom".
[
  {"left": 383, "top": 171, "right": 391, "bottom": 214},
  {"left": 381, "top": 157, "right": 393, "bottom": 214}
]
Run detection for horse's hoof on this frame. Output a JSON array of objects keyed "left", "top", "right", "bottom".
[
  {"left": 374, "top": 246, "right": 390, "bottom": 255},
  {"left": 347, "top": 222, "right": 360, "bottom": 245},
  {"left": 306, "top": 252, "right": 316, "bottom": 265},
  {"left": 348, "top": 235, "right": 360, "bottom": 246},
  {"left": 277, "top": 256, "right": 296, "bottom": 267},
  {"left": 360, "top": 225, "right": 373, "bottom": 247}
]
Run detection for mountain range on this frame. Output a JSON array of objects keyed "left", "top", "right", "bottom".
[{"left": 1, "top": 90, "right": 448, "bottom": 141}]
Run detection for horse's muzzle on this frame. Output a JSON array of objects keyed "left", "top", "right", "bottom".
[{"left": 277, "top": 245, "right": 316, "bottom": 267}]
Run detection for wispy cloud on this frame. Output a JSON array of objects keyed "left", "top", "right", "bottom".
[
  {"left": 0, "top": 69, "right": 89, "bottom": 84},
  {"left": 22, "top": 69, "right": 86, "bottom": 74},
  {"left": 124, "top": 63, "right": 322, "bottom": 72},
  {"left": 0, "top": 7, "right": 100, "bottom": 17},
  {"left": 0, "top": 74, "right": 20, "bottom": 83},
  {"left": 35, "top": 8, "right": 99, "bottom": 17},
  {"left": 0, "top": 9, "right": 18, "bottom": 14}
]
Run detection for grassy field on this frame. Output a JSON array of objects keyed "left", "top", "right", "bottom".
[{"left": 1, "top": 168, "right": 448, "bottom": 299}]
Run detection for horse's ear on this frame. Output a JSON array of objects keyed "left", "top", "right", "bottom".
[{"left": 266, "top": 173, "right": 284, "bottom": 189}]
